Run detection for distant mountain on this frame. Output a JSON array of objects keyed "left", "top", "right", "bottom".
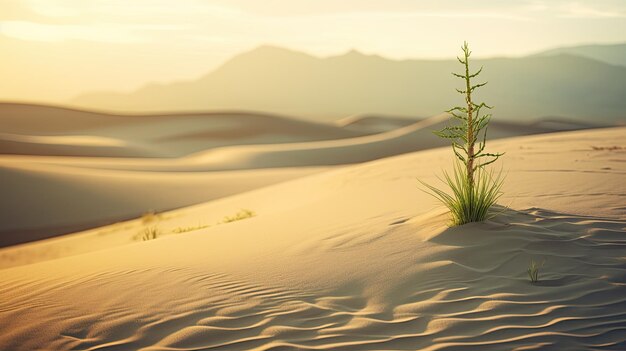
[
  {"left": 533, "top": 42, "right": 626, "bottom": 67},
  {"left": 72, "top": 45, "right": 626, "bottom": 122}
]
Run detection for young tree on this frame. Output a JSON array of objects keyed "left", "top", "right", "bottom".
[{"left": 421, "top": 42, "right": 504, "bottom": 225}]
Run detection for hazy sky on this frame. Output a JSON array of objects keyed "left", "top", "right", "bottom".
[{"left": 2, "top": 0, "right": 625, "bottom": 103}]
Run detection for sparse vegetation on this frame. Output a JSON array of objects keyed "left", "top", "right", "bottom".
[
  {"left": 222, "top": 209, "right": 255, "bottom": 223},
  {"left": 135, "top": 209, "right": 255, "bottom": 241},
  {"left": 139, "top": 226, "right": 160, "bottom": 241},
  {"left": 420, "top": 42, "right": 504, "bottom": 225},
  {"left": 172, "top": 224, "right": 210, "bottom": 233},
  {"left": 422, "top": 162, "right": 504, "bottom": 225},
  {"left": 591, "top": 145, "right": 623, "bottom": 151},
  {"left": 527, "top": 259, "right": 544, "bottom": 283}
]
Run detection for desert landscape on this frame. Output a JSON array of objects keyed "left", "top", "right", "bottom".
[
  {"left": 1, "top": 123, "right": 624, "bottom": 350},
  {"left": 0, "top": 102, "right": 601, "bottom": 247},
  {"left": 1, "top": 1, "right": 625, "bottom": 350}
]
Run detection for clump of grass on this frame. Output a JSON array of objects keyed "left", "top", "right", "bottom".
[
  {"left": 139, "top": 226, "right": 160, "bottom": 241},
  {"left": 527, "top": 259, "right": 544, "bottom": 283},
  {"left": 172, "top": 224, "right": 210, "bottom": 233},
  {"left": 420, "top": 41, "right": 504, "bottom": 225},
  {"left": 422, "top": 162, "right": 504, "bottom": 225},
  {"left": 172, "top": 209, "right": 255, "bottom": 235},
  {"left": 135, "top": 209, "right": 255, "bottom": 241},
  {"left": 222, "top": 209, "right": 255, "bottom": 223}
]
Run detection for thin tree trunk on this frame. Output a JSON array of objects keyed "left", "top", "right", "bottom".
[{"left": 464, "top": 48, "right": 474, "bottom": 187}]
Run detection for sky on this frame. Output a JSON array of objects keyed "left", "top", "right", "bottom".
[{"left": 2, "top": 0, "right": 626, "bottom": 104}]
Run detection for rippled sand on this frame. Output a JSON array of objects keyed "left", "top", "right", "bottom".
[{"left": 0, "top": 127, "right": 624, "bottom": 350}]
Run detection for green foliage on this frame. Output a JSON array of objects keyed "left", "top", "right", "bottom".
[
  {"left": 222, "top": 209, "right": 255, "bottom": 223},
  {"left": 436, "top": 41, "right": 503, "bottom": 182},
  {"left": 527, "top": 259, "right": 544, "bottom": 283},
  {"left": 420, "top": 162, "right": 503, "bottom": 225},
  {"left": 421, "top": 41, "right": 504, "bottom": 225}
]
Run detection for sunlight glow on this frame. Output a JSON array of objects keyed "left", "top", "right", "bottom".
[
  {"left": 1, "top": 0, "right": 625, "bottom": 103},
  {"left": 1, "top": 21, "right": 143, "bottom": 43}
]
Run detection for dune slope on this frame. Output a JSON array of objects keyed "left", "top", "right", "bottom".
[
  {"left": 0, "top": 127, "right": 624, "bottom": 350},
  {"left": 1, "top": 107, "right": 577, "bottom": 246},
  {"left": 0, "top": 163, "right": 328, "bottom": 246},
  {"left": 0, "top": 103, "right": 369, "bottom": 158}
]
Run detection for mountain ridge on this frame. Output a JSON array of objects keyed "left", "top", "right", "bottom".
[
  {"left": 71, "top": 43, "right": 626, "bottom": 122},
  {"left": 532, "top": 42, "right": 626, "bottom": 67}
]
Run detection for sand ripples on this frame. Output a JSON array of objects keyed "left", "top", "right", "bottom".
[{"left": 1, "top": 207, "right": 624, "bottom": 350}]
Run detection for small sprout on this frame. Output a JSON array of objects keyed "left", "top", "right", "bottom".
[{"left": 527, "top": 259, "right": 544, "bottom": 283}]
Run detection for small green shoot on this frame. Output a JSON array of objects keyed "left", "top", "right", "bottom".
[{"left": 527, "top": 259, "right": 544, "bottom": 283}]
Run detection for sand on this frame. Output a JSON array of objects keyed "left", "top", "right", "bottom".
[
  {"left": 0, "top": 103, "right": 366, "bottom": 245},
  {"left": 0, "top": 127, "right": 624, "bottom": 350},
  {"left": 0, "top": 103, "right": 369, "bottom": 158},
  {"left": 0, "top": 162, "right": 329, "bottom": 246},
  {"left": 1, "top": 104, "right": 583, "bottom": 247}
]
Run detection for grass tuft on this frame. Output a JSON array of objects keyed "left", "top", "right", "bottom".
[
  {"left": 134, "top": 209, "right": 255, "bottom": 241},
  {"left": 527, "top": 259, "right": 544, "bottom": 283},
  {"left": 222, "top": 209, "right": 255, "bottom": 223},
  {"left": 420, "top": 161, "right": 504, "bottom": 225},
  {"left": 172, "top": 224, "right": 211, "bottom": 233},
  {"left": 139, "top": 226, "right": 160, "bottom": 241}
]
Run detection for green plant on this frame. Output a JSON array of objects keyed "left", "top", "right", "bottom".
[
  {"left": 421, "top": 161, "right": 504, "bottom": 225},
  {"left": 140, "top": 226, "right": 160, "bottom": 241},
  {"left": 222, "top": 209, "right": 255, "bottom": 223},
  {"left": 420, "top": 41, "right": 504, "bottom": 225},
  {"left": 527, "top": 259, "right": 544, "bottom": 283}
]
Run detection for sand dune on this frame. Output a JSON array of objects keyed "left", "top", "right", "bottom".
[
  {"left": 0, "top": 127, "right": 624, "bottom": 350},
  {"left": 0, "top": 104, "right": 603, "bottom": 159},
  {"left": 0, "top": 103, "right": 133, "bottom": 134},
  {"left": 159, "top": 114, "right": 573, "bottom": 171},
  {"left": 10, "top": 114, "right": 565, "bottom": 173},
  {"left": 0, "top": 103, "right": 369, "bottom": 158},
  {"left": 335, "top": 114, "right": 420, "bottom": 133},
  {"left": 0, "top": 103, "right": 374, "bottom": 244},
  {"left": 0, "top": 132, "right": 156, "bottom": 157},
  {"left": 1, "top": 105, "right": 587, "bottom": 247},
  {"left": 0, "top": 162, "right": 328, "bottom": 246}
]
